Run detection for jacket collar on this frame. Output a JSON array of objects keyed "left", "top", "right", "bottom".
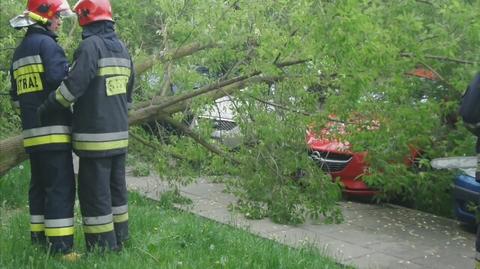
[
  {"left": 26, "top": 24, "right": 58, "bottom": 41},
  {"left": 82, "top": 21, "right": 116, "bottom": 40}
]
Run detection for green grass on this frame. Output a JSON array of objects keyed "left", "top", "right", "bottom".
[
  {"left": 0, "top": 164, "right": 350, "bottom": 269},
  {"left": 0, "top": 163, "right": 30, "bottom": 208}
]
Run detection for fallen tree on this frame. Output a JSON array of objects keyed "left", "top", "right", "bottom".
[
  {"left": 2, "top": 0, "right": 478, "bottom": 223},
  {"left": 0, "top": 51, "right": 303, "bottom": 176},
  {"left": 1, "top": 41, "right": 214, "bottom": 175}
]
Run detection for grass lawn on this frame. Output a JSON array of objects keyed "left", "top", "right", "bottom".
[{"left": 0, "top": 164, "right": 351, "bottom": 269}]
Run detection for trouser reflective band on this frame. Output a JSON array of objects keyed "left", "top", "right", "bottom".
[
  {"left": 30, "top": 215, "right": 45, "bottom": 232},
  {"left": 112, "top": 205, "right": 128, "bottom": 223},
  {"left": 23, "top": 126, "right": 72, "bottom": 147},
  {"left": 83, "top": 214, "right": 114, "bottom": 234},
  {"left": 73, "top": 132, "right": 129, "bottom": 151},
  {"left": 44, "top": 218, "right": 74, "bottom": 237}
]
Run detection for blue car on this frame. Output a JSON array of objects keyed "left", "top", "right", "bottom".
[{"left": 453, "top": 169, "right": 479, "bottom": 226}]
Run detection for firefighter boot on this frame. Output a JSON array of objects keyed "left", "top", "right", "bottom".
[{"left": 61, "top": 251, "right": 82, "bottom": 262}]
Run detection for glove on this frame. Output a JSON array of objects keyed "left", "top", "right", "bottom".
[{"left": 36, "top": 103, "right": 47, "bottom": 125}]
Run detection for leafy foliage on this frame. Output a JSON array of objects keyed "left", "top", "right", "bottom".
[{"left": 2, "top": 0, "right": 480, "bottom": 221}]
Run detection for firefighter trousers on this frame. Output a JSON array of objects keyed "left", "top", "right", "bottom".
[
  {"left": 29, "top": 151, "right": 75, "bottom": 254},
  {"left": 78, "top": 153, "right": 129, "bottom": 252}
]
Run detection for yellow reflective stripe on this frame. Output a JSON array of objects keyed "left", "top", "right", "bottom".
[
  {"left": 113, "top": 213, "right": 128, "bottom": 223},
  {"left": 23, "top": 134, "right": 71, "bottom": 147},
  {"left": 83, "top": 223, "right": 114, "bottom": 234},
  {"left": 45, "top": 227, "right": 74, "bottom": 237},
  {"left": 55, "top": 89, "right": 71, "bottom": 108},
  {"left": 98, "top": 67, "right": 131, "bottom": 77},
  {"left": 31, "top": 223, "right": 45, "bottom": 232},
  {"left": 13, "top": 64, "right": 44, "bottom": 79},
  {"left": 73, "top": 139, "right": 128, "bottom": 151}
]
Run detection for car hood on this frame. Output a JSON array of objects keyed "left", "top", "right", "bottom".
[
  {"left": 306, "top": 130, "right": 352, "bottom": 153},
  {"left": 306, "top": 115, "right": 381, "bottom": 153}
]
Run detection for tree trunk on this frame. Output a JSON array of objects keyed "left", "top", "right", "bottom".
[{"left": 0, "top": 135, "right": 27, "bottom": 176}]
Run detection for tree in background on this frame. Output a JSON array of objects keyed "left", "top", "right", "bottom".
[{"left": 1, "top": 0, "right": 479, "bottom": 223}]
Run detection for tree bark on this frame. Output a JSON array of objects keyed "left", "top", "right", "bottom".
[{"left": 0, "top": 135, "right": 27, "bottom": 176}]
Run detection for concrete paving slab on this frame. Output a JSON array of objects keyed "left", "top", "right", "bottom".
[
  {"left": 345, "top": 252, "right": 425, "bottom": 269},
  {"left": 367, "top": 241, "right": 433, "bottom": 261},
  {"left": 321, "top": 239, "right": 377, "bottom": 261},
  {"left": 410, "top": 252, "right": 474, "bottom": 269},
  {"left": 239, "top": 218, "right": 293, "bottom": 235},
  {"left": 192, "top": 207, "right": 243, "bottom": 226},
  {"left": 324, "top": 229, "right": 389, "bottom": 247},
  {"left": 265, "top": 226, "right": 336, "bottom": 248},
  {"left": 127, "top": 175, "right": 169, "bottom": 200},
  {"left": 180, "top": 180, "right": 225, "bottom": 198},
  {"left": 176, "top": 197, "right": 226, "bottom": 213},
  {"left": 126, "top": 172, "right": 477, "bottom": 269}
]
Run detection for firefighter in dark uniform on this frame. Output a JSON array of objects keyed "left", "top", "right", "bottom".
[
  {"left": 8, "top": 0, "right": 76, "bottom": 256},
  {"left": 460, "top": 73, "right": 480, "bottom": 268},
  {"left": 42, "top": 0, "right": 135, "bottom": 251}
]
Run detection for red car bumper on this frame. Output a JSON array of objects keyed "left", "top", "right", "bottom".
[{"left": 308, "top": 134, "right": 378, "bottom": 197}]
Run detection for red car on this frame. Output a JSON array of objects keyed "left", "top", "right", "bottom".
[
  {"left": 307, "top": 68, "right": 434, "bottom": 197},
  {"left": 306, "top": 113, "right": 423, "bottom": 197},
  {"left": 306, "top": 117, "right": 378, "bottom": 197}
]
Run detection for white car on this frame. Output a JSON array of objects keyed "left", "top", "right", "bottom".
[{"left": 193, "top": 96, "right": 243, "bottom": 148}]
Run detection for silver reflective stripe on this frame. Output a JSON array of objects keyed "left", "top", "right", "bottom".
[
  {"left": 13, "top": 55, "right": 42, "bottom": 69},
  {"left": 13, "top": 101, "right": 20, "bottom": 108},
  {"left": 98, "top": 58, "right": 131, "bottom": 68},
  {"left": 31, "top": 215, "right": 44, "bottom": 223},
  {"left": 23, "top": 125, "right": 71, "bottom": 139},
  {"left": 45, "top": 218, "right": 74, "bottom": 228},
  {"left": 59, "top": 82, "right": 75, "bottom": 102},
  {"left": 73, "top": 131, "right": 129, "bottom": 142},
  {"left": 83, "top": 214, "right": 113, "bottom": 225},
  {"left": 112, "top": 205, "right": 128, "bottom": 215}
]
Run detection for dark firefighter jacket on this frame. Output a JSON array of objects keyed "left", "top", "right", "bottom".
[
  {"left": 9, "top": 25, "right": 71, "bottom": 153},
  {"left": 44, "top": 21, "right": 135, "bottom": 158}
]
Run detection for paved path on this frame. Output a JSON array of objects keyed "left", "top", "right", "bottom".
[{"left": 126, "top": 171, "right": 475, "bottom": 269}]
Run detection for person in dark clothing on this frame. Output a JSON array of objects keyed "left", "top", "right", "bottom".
[
  {"left": 476, "top": 139, "right": 480, "bottom": 269},
  {"left": 42, "top": 0, "right": 135, "bottom": 252},
  {"left": 9, "top": 0, "right": 78, "bottom": 258},
  {"left": 460, "top": 73, "right": 480, "bottom": 269}
]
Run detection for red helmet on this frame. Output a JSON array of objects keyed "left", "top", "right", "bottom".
[
  {"left": 27, "top": 0, "right": 74, "bottom": 21},
  {"left": 74, "top": 0, "right": 113, "bottom": 26}
]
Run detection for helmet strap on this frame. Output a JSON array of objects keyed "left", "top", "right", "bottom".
[{"left": 28, "top": 12, "right": 51, "bottom": 26}]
